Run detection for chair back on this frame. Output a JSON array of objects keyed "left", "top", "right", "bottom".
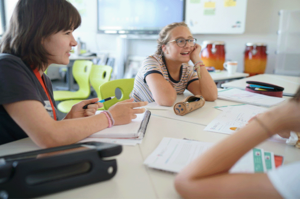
[
  {"left": 99, "top": 78, "right": 134, "bottom": 110},
  {"left": 90, "top": 65, "right": 113, "bottom": 98},
  {"left": 72, "top": 60, "right": 93, "bottom": 95}
]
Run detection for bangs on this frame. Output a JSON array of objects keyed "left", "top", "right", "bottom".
[{"left": 56, "top": 1, "right": 81, "bottom": 32}]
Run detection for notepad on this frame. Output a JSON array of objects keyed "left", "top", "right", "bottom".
[
  {"left": 144, "top": 137, "right": 279, "bottom": 173},
  {"left": 86, "top": 110, "right": 151, "bottom": 139},
  {"left": 218, "top": 88, "right": 286, "bottom": 107}
]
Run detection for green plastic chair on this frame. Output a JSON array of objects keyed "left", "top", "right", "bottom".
[
  {"left": 54, "top": 60, "right": 93, "bottom": 101},
  {"left": 57, "top": 65, "right": 113, "bottom": 113},
  {"left": 99, "top": 78, "right": 135, "bottom": 110}
]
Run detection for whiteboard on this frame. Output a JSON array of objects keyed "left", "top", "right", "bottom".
[{"left": 185, "top": 0, "right": 247, "bottom": 34}]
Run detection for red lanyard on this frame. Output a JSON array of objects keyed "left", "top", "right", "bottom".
[{"left": 33, "top": 69, "right": 57, "bottom": 120}]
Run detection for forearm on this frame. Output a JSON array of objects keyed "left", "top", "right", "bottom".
[
  {"left": 30, "top": 113, "right": 109, "bottom": 148},
  {"left": 146, "top": 74, "right": 177, "bottom": 106},
  {"left": 152, "top": 85, "right": 177, "bottom": 106},
  {"left": 196, "top": 65, "right": 218, "bottom": 101}
]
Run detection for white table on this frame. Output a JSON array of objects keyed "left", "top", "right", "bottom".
[
  {"left": 221, "top": 74, "right": 300, "bottom": 96},
  {"left": 1, "top": 97, "right": 299, "bottom": 198},
  {"left": 209, "top": 71, "right": 249, "bottom": 82}
]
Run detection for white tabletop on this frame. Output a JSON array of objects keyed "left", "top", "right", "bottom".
[
  {"left": 221, "top": 74, "right": 300, "bottom": 96},
  {"left": 209, "top": 71, "right": 249, "bottom": 81},
  {"left": 1, "top": 96, "right": 299, "bottom": 198}
]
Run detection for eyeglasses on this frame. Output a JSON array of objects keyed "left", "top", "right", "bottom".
[{"left": 167, "top": 38, "right": 197, "bottom": 48}]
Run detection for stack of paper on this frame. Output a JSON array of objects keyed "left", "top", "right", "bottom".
[
  {"left": 80, "top": 110, "right": 151, "bottom": 146},
  {"left": 144, "top": 137, "right": 278, "bottom": 173},
  {"left": 218, "top": 88, "right": 286, "bottom": 107}
]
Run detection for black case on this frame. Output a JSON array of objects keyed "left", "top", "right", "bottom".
[{"left": 0, "top": 142, "right": 122, "bottom": 198}]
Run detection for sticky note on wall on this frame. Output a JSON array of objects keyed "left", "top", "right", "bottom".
[
  {"left": 204, "top": 1, "right": 216, "bottom": 8},
  {"left": 224, "top": 0, "right": 236, "bottom": 7},
  {"left": 190, "top": 0, "right": 201, "bottom": 3}
]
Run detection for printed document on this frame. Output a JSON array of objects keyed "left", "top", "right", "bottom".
[{"left": 144, "top": 138, "right": 275, "bottom": 173}]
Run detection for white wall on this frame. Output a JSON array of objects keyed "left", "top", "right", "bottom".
[{"left": 5, "top": 0, "right": 300, "bottom": 73}]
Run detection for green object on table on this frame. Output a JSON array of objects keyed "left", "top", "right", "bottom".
[
  {"left": 57, "top": 65, "right": 113, "bottom": 113},
  {"left": 99, "top": 78, "right": 135, "bottom": 110},
  {"left": 54, "top": 60, "right": 93, "bottom": 101}
]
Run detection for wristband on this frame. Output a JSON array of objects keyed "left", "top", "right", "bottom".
[
  {"left": 102, "top": 111, "right": 113, "bottom": 128},
  {"left": 193, "top": 60, "right": 205, "bottom": 68},
  {"left": 105, "top": 110, "right": 115, "bottom": 126}
]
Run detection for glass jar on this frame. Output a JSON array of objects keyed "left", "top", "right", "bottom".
[
  {"left": 244, "top": 43, "right": 268, "bottom": 76},
  {"left": 201, "top": 41, "right": 226, "bottom": 70}
]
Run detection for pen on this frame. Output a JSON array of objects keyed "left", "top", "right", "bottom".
[
  {"left": 249, "top": 84, "right": 274, "bottom": 90},
  {"left": 82, "top": 96, "right": 115, "bottom": 109}
]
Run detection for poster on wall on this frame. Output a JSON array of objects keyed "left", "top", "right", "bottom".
[{"left": 186, "top": 0, "right": 247, "bottom": 34}]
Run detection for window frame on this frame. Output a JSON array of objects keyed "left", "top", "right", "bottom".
[{"left": 0, "top": 0, "right": 6, "bottom": 36}]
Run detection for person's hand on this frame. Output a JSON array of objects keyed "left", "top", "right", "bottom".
[
  {"left": 190, "top": 43, "right": 202, "bottom": 64},
  {"left": 108, "top": 99, "right": 148, "bottom": 125},
  {"left": 65, "top": 98, "right": 103, "bottom": 119}
]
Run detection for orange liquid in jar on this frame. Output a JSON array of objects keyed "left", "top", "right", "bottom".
[
  {"left": 244, "top": 44, "right": 267, "bottom": 76},
  {"left": 201, "top": 43, "right": 225, "bottom": 70}
]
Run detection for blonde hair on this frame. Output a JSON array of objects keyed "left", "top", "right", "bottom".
[{"left": 155, "top": 22, "right": 188, "bottom": 55}]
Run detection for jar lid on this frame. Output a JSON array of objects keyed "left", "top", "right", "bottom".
[
  {"left": 202, "top": 40, "right": 225, "bottom": 46},
  {"left": 246, "top": 43, "right": 267, "bottom": 46}
]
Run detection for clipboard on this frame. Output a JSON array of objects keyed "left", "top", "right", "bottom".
[{"left": 0, "top": 142, "right": 122, "bottom": 198}]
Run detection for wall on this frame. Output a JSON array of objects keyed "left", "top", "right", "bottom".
[{"left": 4, "top": 0, "right": 300, "bottom": 74}]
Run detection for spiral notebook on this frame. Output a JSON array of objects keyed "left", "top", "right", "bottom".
[{"left": 83, "top": 110, "right": 151, "bottom": 139}]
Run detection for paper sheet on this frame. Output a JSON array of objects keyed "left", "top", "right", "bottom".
[
  {"left": 218, "top": 88, "right": 286, "bottom": 107},
  {"left": 204, "top": 105, "right": 267, "bottom": 134},
  {"left": 144, "top": 138, "right": 213, "bottom": 173},
  {"left": 144, "top": 138, "right": 274, "bottom": 173},
  {"left": 90, "top": 111, "right": 146, "bottom": 138}
]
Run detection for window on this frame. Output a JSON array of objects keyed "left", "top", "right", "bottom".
[{"left": 0, "top": 0, "right": 6, "bottom": 36}]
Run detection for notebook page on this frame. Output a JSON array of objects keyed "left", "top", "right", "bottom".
[{"left": 89, "top": 111, "right": 146, "bottom": 138}]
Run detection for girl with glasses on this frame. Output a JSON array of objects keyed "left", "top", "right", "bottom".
[
  {"left": 175, "top": 87, "right": 300, "bottom": 198},
  {"left": 132, "top": 22, "right": 218, "bottom": 106},
  {"left": 0, "top": 0, "right": 147, "bottom": 147}
]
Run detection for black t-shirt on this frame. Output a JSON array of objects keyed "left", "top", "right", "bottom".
[{"left": 0, "top": 53, "right": 58, "bottom": 145}]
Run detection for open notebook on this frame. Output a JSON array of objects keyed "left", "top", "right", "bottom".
[{"left": 86, "top": 110, "right": 151, "bottom": 139}]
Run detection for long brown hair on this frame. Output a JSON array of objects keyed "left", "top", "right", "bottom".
[
  {"left": 155, "top": 22, "right": 188, "bottom": 56},
  {"left": 0, "top": 0, "right": 81, "bottom": 71}
]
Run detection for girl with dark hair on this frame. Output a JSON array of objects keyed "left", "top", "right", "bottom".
[
  {"left": 0, "top": 0, "right": 147, "bottom": 147},
  {"left": 175, "top": 87, "right": 300, "bottom": 198},
  {"left": 131, "top": 22, "right": 218, "bottom": 106}
]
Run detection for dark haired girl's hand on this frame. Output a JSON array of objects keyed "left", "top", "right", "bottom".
[
  {"left": 108, "top": 99, "right": 148, "bottom": 125},
  {"left": 65, "top": 98, "right": 102, "bottom": 119}
]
